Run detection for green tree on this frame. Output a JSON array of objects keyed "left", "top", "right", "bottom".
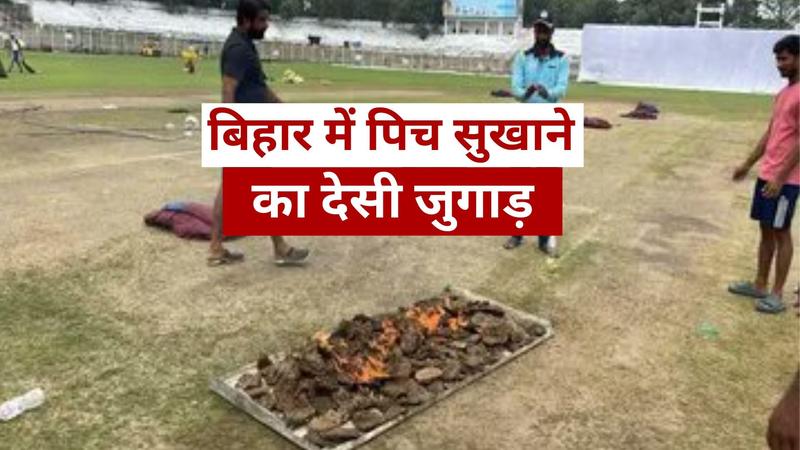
[
  {"left": 575, "top": 0, "right": 620, "bottom": 25},
  {"left": 365, "top": 0, "right": 393, "bottom": 26},
  {"left": 395, "top": 0, "right": 441, "bottom": 36},
  {"left": 523, "top": 0, "right": 618, "bottom": 28},
  {"left": 279, "top": 0, "right": 303, "bottom": 20},
  {"left": 309, "top": 0, "right": 336, "bottom": 20},
  {"left": 759, "top": 0, "right": 800, "bottom": 29},
  {"left": 726, "top": 0, "right": 762, "bottom": 28},
  {"left": 617, "top": 0, "right": 696, "bottom": 26}
]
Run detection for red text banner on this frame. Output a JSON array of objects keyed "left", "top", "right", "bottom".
[{"left": 222, "top": 168, "right": 562, "bottom": 236}]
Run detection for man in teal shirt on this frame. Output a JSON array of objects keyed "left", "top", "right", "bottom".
[{"left": 504, "top": 11, "right": 569, "bottom": 256}]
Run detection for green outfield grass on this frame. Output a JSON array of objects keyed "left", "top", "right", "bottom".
[{"left": 1, "top": 51, "right": 772, "bottom": 122}]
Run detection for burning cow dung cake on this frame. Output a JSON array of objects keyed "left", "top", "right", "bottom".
[{"left": 211, "top": 288, "right": 553, "bottom": 450}]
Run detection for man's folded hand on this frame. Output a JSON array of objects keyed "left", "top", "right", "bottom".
[{"left": 524, "top": 84, "right": 538, "bottom": 99}]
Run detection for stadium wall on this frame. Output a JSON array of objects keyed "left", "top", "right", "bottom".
[{"left": 15, "top": 23, "right": 581, "bottom": 77}]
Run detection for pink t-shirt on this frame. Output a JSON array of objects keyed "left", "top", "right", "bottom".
[{"left": 760, "top": 83, "right": 800, "bottom": 185}]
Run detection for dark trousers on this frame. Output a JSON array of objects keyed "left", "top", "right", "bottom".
[
  {"left": 9, "top": 52, "right": 22, "bottom": 72},
  {"left": 512, "top": 236, "right": 550, "bottom": 248}
]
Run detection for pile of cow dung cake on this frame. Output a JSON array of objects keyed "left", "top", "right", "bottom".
[{"left": 235, "top": 292, "right": 547, "bottom": 448}]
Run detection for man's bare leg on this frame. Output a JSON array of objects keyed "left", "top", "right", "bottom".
[
  {"left": 209, "top": 184, "right": 308, "bottom": 266},
  {"left": 772, "top": 228, "right": 794, "bottom": 299},
  {"left": 271, "top": 236, "right": 310, "bottom": 265},
  {"left": 753, "top": 224, "right": 789, "bottom": 313},
  {"left": 271, "top": 236, "right": 290, "bottom": 258},
  {"left": 210, "top": 184, "right": 224, "bottom": 255},
  {"left": 756, "top": 224, "right": 777, "bottom": 292},
  {"left": 208, "top": 184, "right": 243, "bottom": 265}
]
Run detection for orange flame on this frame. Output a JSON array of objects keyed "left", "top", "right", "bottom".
[
  {"left": 318, "top": 320, "right": 399, "bottom": 384},
  {"left": 371, "top": 319, "right": 399, "bottom": 357},
  {"left": 333, "top": 354, "right": 390, "bottom": 384},
  {"left": 447, "top": 313, "right": 468, "bottom": 331},
  {"left": 406, "top": 306, "right": 445, "bottom": 334},
  {"left": 316, "top": 304, "right": 469, "bottom": 384},
  {"left": 354, "top": 356, "right": 389, "bottom": 383}
]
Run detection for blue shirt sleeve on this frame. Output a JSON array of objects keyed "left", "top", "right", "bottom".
[
  {"left": 510, "top": 52, "right": 527, "bottom": 100},
  {"left": 547, "top": 55, "right": 570, "bottom": 101}
]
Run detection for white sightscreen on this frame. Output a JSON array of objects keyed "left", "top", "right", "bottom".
[{"left": 579, "top": 25, "right": 793, "bottom": 94}]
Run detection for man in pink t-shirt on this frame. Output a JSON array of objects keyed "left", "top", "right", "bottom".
[{"left": 730, "top": 35, "right": 800, "bottom": 314}]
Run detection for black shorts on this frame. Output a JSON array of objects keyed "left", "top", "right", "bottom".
[{"left": 750, "top": 178, "right": 799, "bottom": 230}]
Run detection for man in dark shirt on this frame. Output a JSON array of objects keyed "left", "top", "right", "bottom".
[{"left": 208, "top": 0, "right": 309, "bottom": 266}]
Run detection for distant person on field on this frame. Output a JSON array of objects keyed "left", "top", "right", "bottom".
[
  {"left": 503, "top": 10, "right": 569, "bottom": 257},
  {"left": 8, "top": 33, "right": 23, "bottom": 73},
  {"left": 181, "top": 45, "right": 199, "bottom": 74},
  {"left": 207, "top": 0, "right": 309, "bottom": 267},
  {"left": 0, "top": 36, "right": 6, "bottom": 78},
  {"left": 730, "top": 35, "right": 800, "bottom": 314}
]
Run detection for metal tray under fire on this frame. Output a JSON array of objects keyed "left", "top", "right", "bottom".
[{"left": 210, "top": 288, "right": 554, "bottom": 450}]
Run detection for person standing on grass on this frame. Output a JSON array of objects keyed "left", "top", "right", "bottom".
[
  {"left": 181, "top": 45, "right": 199, "bottom": 74},
  {"left": 730, "top": 35, "right": 800, "bottom": 314},
  {"left": 503, "top": 10, "right": 569, "bottom": 257},
  {"left": 207, "top": 0, "right": 309, "bottom": 267},
  {"left": 8, "top": 34, "right": 23, "bottom": 73}
]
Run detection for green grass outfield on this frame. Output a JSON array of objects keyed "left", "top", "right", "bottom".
[{"left": 1, "top": 51, "right": 771, "bottom": 122}]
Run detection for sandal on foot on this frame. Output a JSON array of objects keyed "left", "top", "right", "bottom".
[
  {"left": 274, "top": 247, "right": 310, "bottom": 267},
  {"left": 503, "top": 236, "right": 524, "bottom": 250},
  {"left": 755, "top": 295, "right": 786, "bottom": 314},
  {"left": 207, "top": 249, "right": 245, "bottom": 267},
  {"left": 727, "top": 281, "right": 767, "bottom": 299}
]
